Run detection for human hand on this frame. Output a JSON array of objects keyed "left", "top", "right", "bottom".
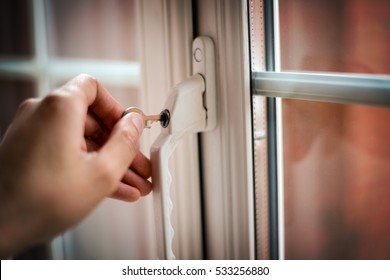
[{"left": 0, "top": 74, "right": 152, "bottom": 258}]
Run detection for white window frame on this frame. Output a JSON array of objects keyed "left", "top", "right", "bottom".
[
  {"left": 139, "top": 0, "right": 257, "bottom": 260},
  {"left": 137, "top": 0, "right": 203, "bottom": 259},
  {"left": 194, "top": 0, "right": 256, "bottom": 260}
]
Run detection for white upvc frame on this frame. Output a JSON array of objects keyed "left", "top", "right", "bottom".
[
  {"left": 195, "top": 0, "right": 255, "bottom": 259},
  {"left": 140, "top": 0, "right": 258, "bottom": 260},
  {"left": 138, "top": 0, "right": 203, "bottom": 259}
]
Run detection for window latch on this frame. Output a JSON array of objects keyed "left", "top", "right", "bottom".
[{"left": 150, "top": 36, "right": 217, "bottom": 259}]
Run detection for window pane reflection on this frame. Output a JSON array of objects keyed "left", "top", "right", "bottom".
[
  {"left": 279, "top": 0, "right": 390, "bottom": 75},
  {"left": 283, "top": 100, "right": 390, "bottom": 259},
  {"left": 45, "top": 0, "right": 137, "bottom": 61},
  {"left": 0, "top": 78, "right": 35, "bottom": 138},
  {"left": 0, "top": 0, "right": 33, "bottom": 58},
  {"left": 278, "top": 0, "right": 390, "bottom": 259}
]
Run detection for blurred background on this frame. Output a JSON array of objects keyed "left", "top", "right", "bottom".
[
  {"left": 0, "top": 0, "right": 139, "bottom": 137},
  {"left": 278, "top": 0, "right": 390, "bottom": 259},
  {"left": 0, "top": 0, "right": 160, "bottom": 260},
  {"left": 1, "top": 0, "right": 390, "bottom": 260}
]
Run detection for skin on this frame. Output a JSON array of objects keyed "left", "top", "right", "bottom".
[{"left": 0, "top": 74, "right": 152, "bottom": 259}]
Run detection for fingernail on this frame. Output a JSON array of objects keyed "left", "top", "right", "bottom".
[{"left": 129, "top": 113, "right": 144, "bottom": 134}]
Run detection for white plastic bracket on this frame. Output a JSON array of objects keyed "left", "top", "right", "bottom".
[
  {"left": 193, "top": 36, "right": 217, "bottom": 131},
  {"left": 151, "top": 36, "right": 216, "bottom": 259}
]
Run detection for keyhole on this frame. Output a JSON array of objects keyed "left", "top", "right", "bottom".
[{"left": 160, "top": 109, "right": 170, "bottom": 128}]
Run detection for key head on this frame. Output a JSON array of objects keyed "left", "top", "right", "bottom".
[
  {"left": 123, "top": 107, "right": 161, "bottom": 128},
  {"left": 123, "top": 107, "right": 144, "bottom": 117},
  {"left": 123, "top": 107, "right": 149, "bottom": 127}
]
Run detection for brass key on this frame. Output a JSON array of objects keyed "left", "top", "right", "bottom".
[{"left": 123, "top": 107, "right": 170, "bottom": 128}]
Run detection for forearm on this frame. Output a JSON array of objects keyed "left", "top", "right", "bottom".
[
  {"left": 0, "top": 196, "right": 24, "bottom": 259},
  {"left": 0, "top": 215, "right": 22, "bottom": 259},
  {"left": 0, "top": 175, "right": 37, "bottom": 259}
]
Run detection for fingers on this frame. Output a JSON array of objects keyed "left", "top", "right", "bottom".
[
  {"left": 84, "top": 111, "right": 110, "bottom": 146},
  {"left": 84, "top": 138, "right": 99, "bottom": 152},
  {"left": 122, "top": 169, "right": 152, "bottom": 196},
  {"left": 57, "top": 74, "right": 125, "bottom": 129},
  {"left": 32, "top": 74, "right": 124, "bottom": 133},
  {"left": 87, "top": 135, "right": 152, "bottom": 202},
  {"left": 93, "top": 112, "right": 144, "bottom": 192},
  {"left": 49, "top": 75, "right": 153, "bottom": 202},
  {"left": 110, "top": 182, "right": 141, "bottom": 202},
  {"left": 111, "top": 172, "right": 152, "bottom": 202},
  {"left": 15, "top": 98, "right": 40, "bottom": 118},
  {"left": 130, "top": 151, "right": 152, "bottom": 179}
]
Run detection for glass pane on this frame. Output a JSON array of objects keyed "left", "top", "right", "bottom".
[
  {"left": 45, "top": 0, "right": 137, "bottom": 61},
  {"left": 283, "top": 100, "right": 390, "bottom": 259},
  {"left": 0, "top": 0, "right": 33, "bottom": 58},
  {"left": 249, "top": 0, "right": 390, "bottom": 260},
  {"left": 279, "top": 0, "right": 390, "bottom": 75},
  {"left": 0, "top": 78, "right": 35, "bottom": 138}
]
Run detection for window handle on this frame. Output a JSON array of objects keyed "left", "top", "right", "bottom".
[{"left": 151, "top": 37, "right": 216, "bottom": 259}]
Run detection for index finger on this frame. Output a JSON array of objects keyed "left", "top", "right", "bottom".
[{"left": 57, "top": 74, "right": 125, "bottom": 129}]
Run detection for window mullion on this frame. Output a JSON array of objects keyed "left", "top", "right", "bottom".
[{"left": 32, "top": 0, "right": 50, "bottom": 97}]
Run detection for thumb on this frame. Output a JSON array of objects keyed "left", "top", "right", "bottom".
[{"left": 95, "top": 112, "right": 144, "bottom": 186}]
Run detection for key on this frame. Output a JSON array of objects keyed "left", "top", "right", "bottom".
[
  {"left": 123, "top": 107, "right": 160, "bottom": 128},
  {"left": 123, "top": 107, "right": 170, "bottom": 128}
]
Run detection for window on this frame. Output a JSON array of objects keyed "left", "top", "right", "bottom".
[
  {"left": 0, "top": 0, "right": 34, "bottom": 138},
  {"left": 250, "top": 0, "right": 390, "bottom": 259},
  {"left": 2, "top": 0, "right": 388, "bottom": 261},
  {"left": 194, "top": 0, "right": 255, "bottom": 260}
]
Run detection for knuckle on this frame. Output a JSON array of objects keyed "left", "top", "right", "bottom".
[
  {"left": 39, "top": 94, "right": 69, "bottom": 116},
  {"left": 76, "top": 73, "right": 98, "bottom": 88},
  {"left": 119, "top": 122, "right": 140, "bottom": 151},
  {"left": 16, "top": 98, "right": 38, "bottom": 114},
  {"left": 41, "top": 94, "right": 65, "bottom": 107},
  {"left": 78, "top": 73, "right": 96, "bottom": 81}
]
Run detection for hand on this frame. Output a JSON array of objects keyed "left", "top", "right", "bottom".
[{"left": 0, "top": 74, "right": 152, "bottom": 258}]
